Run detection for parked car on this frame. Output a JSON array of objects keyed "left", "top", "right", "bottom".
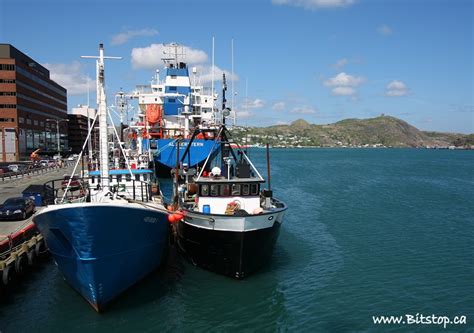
[
  {"left": 0, "top": 197, "right": 35, "bottom": 220},
  {"left": 0, "top": 166, "right": 10, "bottom": 174},
  {"left": 7, "top": 164, "right": 20, "bottom": 172},
  {"left": 47, "top": 160, "right": 57, "bottom": 167},
  {"left": 39, "top": 160, "right": 49, "bottom": 167},
  {"left": 61, "top": 175, "right": 84, "bottom": 191}
]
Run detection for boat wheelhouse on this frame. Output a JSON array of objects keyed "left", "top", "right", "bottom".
[{"left": 171, "top": 78, "right": 287, "bottom": 276}]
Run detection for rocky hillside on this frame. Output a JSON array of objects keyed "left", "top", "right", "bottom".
[{"left": 230, "top": 116, "right": 473, "bottom": 148}]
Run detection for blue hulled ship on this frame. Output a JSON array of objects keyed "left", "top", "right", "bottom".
[
  {"left": 133, "top": 43, "right": 221, "bottom": 177},
  {"left": 33, "top": 44, "right": 170, "bottom": 311}
]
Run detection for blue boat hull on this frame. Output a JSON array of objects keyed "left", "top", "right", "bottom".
[
  {"left": 153, "top": 139, "right": 219, "bottom": 176},
  {"left": 33, "top": 203, "right": 169, "bottom": 311}
]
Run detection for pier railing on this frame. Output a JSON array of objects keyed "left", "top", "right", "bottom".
[{"left": 0, "top": 161, "right": 75, "bottom": 182}]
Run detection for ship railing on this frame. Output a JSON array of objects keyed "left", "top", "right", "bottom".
[
  {"left": 42, "top": 177, "right": 89, "bottom": 205},
  {"left": 42, "top": 176, "right": 155, "bottom": 205},
  {"left": 87, "top": 176, "right": 153, "bottom": 203}
]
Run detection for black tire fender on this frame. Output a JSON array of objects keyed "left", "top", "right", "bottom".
[{"left": 2, "top": 264, "right": 16, "bottom": 286}]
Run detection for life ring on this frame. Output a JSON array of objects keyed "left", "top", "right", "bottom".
[{"left": 231, "top": 198, "right": 244, "bottom": 210}]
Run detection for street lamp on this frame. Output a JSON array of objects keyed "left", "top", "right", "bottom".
[{"left": 46, "top": 118, "right": 69, "bottom": 158}]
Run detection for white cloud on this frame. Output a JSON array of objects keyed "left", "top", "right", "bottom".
[
  {"left": 331, "top": 58, "right": 348, "bottom": 70},
  {"left": 324, "top": 72, "right": 365, "bottom": 96},
  {"left": 324, "top": 72, "right": 365, "bottom": 87},
  {"left": 111, "top": 28, "right": 158, "bottom": 46},
  {"left": 242, "top": 98, "right": 265, "bottom": 109},
  {"left": 272, "top": 101, "right": 286, "bottom": 111},
  {"left": 194, "top": 65, "right": 238, "bottom": 85},
  {"left": 131, "top": 43, "right": 208, "bottom": 69},
  {"left": 272, "top": 0, "right": 355, "bottom": 9},
  {"left": 237, "top": 110, "right": 253, "bottom": 118},
  {"left": 331, "top": 86, "right": 356, "bottom": 96},
  {"left": 386, "top": 80, "right": 408, "bottom": 96},
  {"left": 377, "top": 24, "right": 393, "bottom": 36},
  {"left": 290, "top": 105, "right": 317, "bottom": 114},
  {"left": 43, "top": 61, "right": 94, "bottom": 95}
]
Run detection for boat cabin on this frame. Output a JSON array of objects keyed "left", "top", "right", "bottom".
[{"left": 194, "top": 177, "right": 265, "bottom": 215}]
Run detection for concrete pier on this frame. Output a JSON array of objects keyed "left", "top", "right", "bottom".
[{"left": 0, "top": 164, "right": 75, "bottom": 294}]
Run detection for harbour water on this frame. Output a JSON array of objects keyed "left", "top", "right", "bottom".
[{"left": 1, "top": 149, "right": 472, "bottom": 331}]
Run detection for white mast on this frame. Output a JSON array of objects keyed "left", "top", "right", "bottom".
[
  {"left": 81, "top": 44, "right": 121, "bottom": 190},
  {"left": 211, "top": 36, "right": 215, "bottom": 123},
  {"left": 231, "top": 38, "right": 235, "bottom": 126},
  {"left": 86, "top": 77, "right": 93, "bottom": 160}
]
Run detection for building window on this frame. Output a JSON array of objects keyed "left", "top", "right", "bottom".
[
  {"left": 34, "top": 120, "right": 39, "bottom": 126},
  {"left": 19, "top": 117, "right": 25, "bottom": 124},
  {"left": 0, "top": 118, "right": 14, "bottom": 122},
  {"left": 0, "top": 92, "right": 16, "bottom": 96},
  {"left": 0, "top": 64, "right": 15, "bottom": 71},
  {"left": 26, "top": 130, "right": 34, "bottom": 149},
  {"left": 0, "top": 104, "right": 16, "bottom": 108},
  {"left": 0, "top": 79, "right": 15, "bottom": 83},
  {"left": 26, "top": 119, "right": 32, "bottom": 125}
]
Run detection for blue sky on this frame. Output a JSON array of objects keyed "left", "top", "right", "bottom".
[{"left": 1, "top": 0, "right": 472, "bottom": 133}]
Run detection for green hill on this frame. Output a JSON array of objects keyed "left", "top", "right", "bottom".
[{"left": 231, "top": 116, "right": 472, "bottom": 148}]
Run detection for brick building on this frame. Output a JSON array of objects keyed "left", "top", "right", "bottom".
[{"left": 0, "top": 44, "right": 68, "bottom": 162}]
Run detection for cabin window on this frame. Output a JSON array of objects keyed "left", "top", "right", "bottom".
[
  {"left": 210, "top": 184, "right": 219, "bottom": 196},
  {"left": 220, "top": 184, "right": 230, "bottom": 196},
  {"left": 231, "top": 184, "right": 241, "bottom": 196},
  {"left": 169, "top": 86, "right": 177, "bottom": 91},
  {"left": 242, "top": 184, "right": 250, "bottom": 196},
  {"left": 251, "top": 184, "right": 259, "bottom": 195},
  {"left": 168, "top": 98, "right": 176, "bottom": 103},
  {"left": 143, "top": 174, "right": 148, "bottom": 181},
  {"left": 109, "top": 176, "right": 113, "bottom": 183},
  {"left": 126, "top": 174, "right": 131, "bottom": 181},
  {"left": 135, "top": 174, "right": 140, "bottom": 181},
  {"left": 201, "top": 184, "right": 209, "bottom": 196},
  {"left": 116, "top": 175, "right": 122, "bottom": 182},
  {"left": 91, "top": 176, "right": 95, "bottom": 184}
]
